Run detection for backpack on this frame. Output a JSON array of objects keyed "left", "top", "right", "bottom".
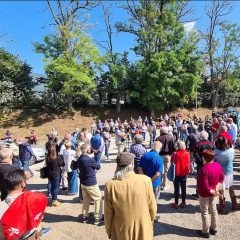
[{"left": 1, "top": 192, "right": 47, "bottom": 240}]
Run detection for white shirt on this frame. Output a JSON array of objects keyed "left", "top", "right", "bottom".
[
  {"left": 59, "top": 144, "right": 66, "bottom": 155},
  {"left": 63, "top": 149, "right": 76, "bottom": 172},
  {"left": 231, "top": 123, "right": 238, "bottom": 140}
]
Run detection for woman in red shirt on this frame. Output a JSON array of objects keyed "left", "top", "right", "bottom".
[{"left": 171, "top": 140, "right": 190, "bottom": 209}]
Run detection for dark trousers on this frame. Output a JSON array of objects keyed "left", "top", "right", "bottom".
[
  {"left": 174, "top": 176, "right": 187, "bottom": 204},
  {"left": 196, "top": 164, "right": 203, "bottom": 195},
  {"left": 134, "top": 159, "right": 140, "bottom": 173},
  {"left": 49, "top": 176, "right": 61, "bottom": 201}
]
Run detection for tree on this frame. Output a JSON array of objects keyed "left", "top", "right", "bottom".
[
  {"left": 0, "top": 48, "right": 34, "bottom": 109},
  {"left": 117, "top": 0, "right": 202, "bottom": 116},
  {"left": 100, "top": 52, "right": 131, "bottom": 112},
  {"left": 34, "top": 0, "right": 103, "bottom": 110},
  {"left": 202, "top": 0, "right": 233, "bottom": 109},
  {"left": 97, "top": 3, "right": 131, "bottom": 112}
]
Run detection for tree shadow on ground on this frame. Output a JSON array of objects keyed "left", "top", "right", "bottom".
[
  {"left": 0, "top": 109, "right": 59, "bottom": 128},
  {"left": 154, "top": 222, "right": 197, "bottom": 237}
]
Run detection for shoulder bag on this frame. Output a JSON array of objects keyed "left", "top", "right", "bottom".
[{"left": 167, "top": 153, "right": 176, "bottom": 182}]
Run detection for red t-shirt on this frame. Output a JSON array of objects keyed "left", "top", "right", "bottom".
[{"left": 171, "top": 149, "right": 190, "bottom": 176}]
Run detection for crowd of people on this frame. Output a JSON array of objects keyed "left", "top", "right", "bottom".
[{"left": 0, "top": 111, "right": 239, "bottom": 239}]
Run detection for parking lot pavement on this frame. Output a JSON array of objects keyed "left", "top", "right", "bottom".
[{"left": 27, "top": 140, "right": 240, "bottom": 240}]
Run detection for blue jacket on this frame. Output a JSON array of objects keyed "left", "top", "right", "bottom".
[
  {"left": 77, "top": 154, "right": 100, "bottom": 186},
  {"left": 19, "top": 143, "right": 33, "bottom": 162}
]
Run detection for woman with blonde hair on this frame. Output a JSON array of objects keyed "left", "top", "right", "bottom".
[{"left": 63, "top": 140, "right": 78, "bottom": 195}]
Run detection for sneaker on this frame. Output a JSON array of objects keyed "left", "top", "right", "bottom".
[
  {"left": 154, "top": 216, "right": 161, "bottom": 222},
  {"left": 170, "top": 203, "right": 178, "bottom": 209},
  {"left": 209, "top": 229, "right": 217, "bottom": 235},
  {"left": 191, "top": 194, "right": 199, "bottom": 200},
  {"left": 52, "top": 200, "right": 61, "bottom": 207},
  {"left": 62, "top": 187, "right": 67, "bottom": 191},
  {"left": 197, "top": 230, "right": 210, "bottom": 238},
  {"left": 82, "top": 216, "right": 89, "bottom": 223},
  {"left": 39, "top": 227, "right": 51, "bottom": 237},
  {"left": 162, "top": 185, "right": 169, "bottom": 191},
  {"left": 179, "top": 203, "right": 186, "bottom": 208},
  {"left": 94, "top": 217, "right": 104, "bottom": 226}
]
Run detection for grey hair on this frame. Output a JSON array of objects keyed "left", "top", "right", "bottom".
[
  {"left": 220, "top": 125, "right": 227, "bottom": 132},
  {"left": 200, "top": 131, "right": 209, "bottom": 140},
  {"left": 175, "top": 140, "right": 186, "bottom": 150},
  {"left": 0, "top": 147, "right": 12, "bottom": 163},
  {"left": 134, "top": 134, "right": 143, "bottom": 144},
  {"left": 80, "top": 143, "right": 91, "bottom": 154},
  {"left": 114, "top": 165, "right": 134, "bottom": 179}
]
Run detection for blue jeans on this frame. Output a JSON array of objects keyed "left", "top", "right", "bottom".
[
  {"left": 94, "top": 151, "right": 102, "bottom": 165},
  {"left": 22, "top": 160, "right": 33, "bottom": 175},
  {"left": 13, "top": 157, "right": 22, "bottom": 168},
  {"left": 67, "top": 170, "right": 78, "bottom": 194},
  {"left": 149, "top": 134, "right": 156, "bottom": 148},
  {"left": 142, "top": 132, "right": 146, "bottom": 141},
  {"left": 105, "top": 142, "right": 110, "bottom": 158},
  {"left": 49, "top": 176, "right": 61, "bottom": 201}
]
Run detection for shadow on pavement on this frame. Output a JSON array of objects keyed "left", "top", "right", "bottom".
[
  {"left": 158, "top": 203, "right": 199, "bottom": 215},
  {"left": 154, "top": 222, "right": 197, "bottom": 237},
  {"left": 27, "top": 183, "right": 47, "bottom": 192},
  {"left": 43, "top": 212, "right": 79, "bottom": 223}
]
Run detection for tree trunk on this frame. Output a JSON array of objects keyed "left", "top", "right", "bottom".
[
  {"left": 211, "top": 90, "right": 218, "bottom": 110},
  {"left": 150, "top": 109, "right": 155, "bottom": 119},
  {"left": 116, "top": 96, "right": 121, "bottom": 113},
  {"left": 67, "top": 94, "right": 73, "bottom": 111}
]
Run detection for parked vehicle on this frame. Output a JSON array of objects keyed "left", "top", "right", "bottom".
[{"left": 0, "top": 140, "right": 45, "bottom": 165}]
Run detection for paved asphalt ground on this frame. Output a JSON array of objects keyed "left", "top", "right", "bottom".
[{"left": 27, "top": 136, "right": 240, "bottom": 240}]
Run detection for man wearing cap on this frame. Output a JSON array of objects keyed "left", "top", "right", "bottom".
[
  {"left": 130, "top": 134, "right": 146, "bottom": 173},
  {"left": 104, "top": 152, "right": 156, "bottom": 240},
  {"left": 155, "top": 127, "right": 175, "bottom": 190}
]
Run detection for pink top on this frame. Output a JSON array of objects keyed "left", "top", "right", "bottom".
[{"left": 197, "top": 162, "right": 224, "bottom": 198}]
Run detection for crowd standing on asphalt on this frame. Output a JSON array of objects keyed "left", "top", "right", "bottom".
[{"left": 0, "top": 111, "right": 239, "bottom": 239}]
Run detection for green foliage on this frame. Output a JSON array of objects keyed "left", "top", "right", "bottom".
[
  {"left": 34, "top": 23, "right": 103, "bottom": 108},
  {"left": 100, "top": 52, "right": 130, "bottom": 101},
  {"left": 0, "top": 48, "right": 34, "bottom": 108},
  {"left": 118, "top": 0, "right": 203, "bottom": 111}
]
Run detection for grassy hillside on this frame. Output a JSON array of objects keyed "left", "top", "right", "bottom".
[{"left": 0, "top": 106, "right": 216, "bottom": 144}]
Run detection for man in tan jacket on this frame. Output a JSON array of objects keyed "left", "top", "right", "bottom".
[{"left": 104, "top": 152, "right": 157, "bottom": 240}]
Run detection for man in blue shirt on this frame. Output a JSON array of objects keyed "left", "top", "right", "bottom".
[
  {"left": 90, "top": 130, "right": 104, "bottom": 165},
  {"left": 138, "top": 141, "right": 164, "bottom": 201}
]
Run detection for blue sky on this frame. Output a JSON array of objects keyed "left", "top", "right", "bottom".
[{"left": 0, "top": 0, "right": 240, "bottom": 74}]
